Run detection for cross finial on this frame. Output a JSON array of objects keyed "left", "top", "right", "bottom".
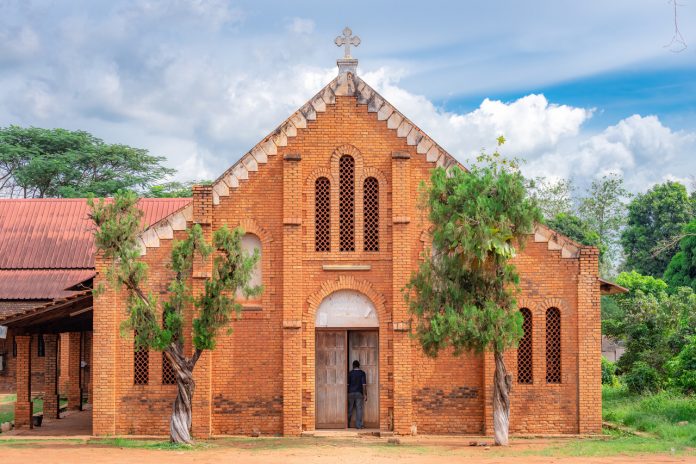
[{"left": 335, "top": 27, "right": 360, "bottom": 59}]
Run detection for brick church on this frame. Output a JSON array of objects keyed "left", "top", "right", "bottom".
[{"left": 1, "top": 35, "right": 623, "bottom": 437}]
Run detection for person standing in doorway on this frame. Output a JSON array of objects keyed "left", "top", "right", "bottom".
[{"left": 347, "top": 359, "right": 367, "bottom": 429}]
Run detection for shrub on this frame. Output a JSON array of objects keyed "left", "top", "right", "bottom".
[
  {"left": 601, "top": 357, "right": 618, "bottom": 385},
  {"left": 625, "top": 361, "right": 661, "bottom": 394},
  {"left": 668, "top": 336, "right": 696, "bottom": 394}
]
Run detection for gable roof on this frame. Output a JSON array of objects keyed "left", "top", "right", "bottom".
[
  {"left": 135, "top": 71, "right": 586, "bottom": 263},
  {"left": 0, "top": 197, "right": 190, "bottom": 299},
  {"left": 209, "top": 71, "right": 459, "bottom": 207}
]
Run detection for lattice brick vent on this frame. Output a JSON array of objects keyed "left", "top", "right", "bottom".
[
  {"left": 546, "top": 307, "right": 561, "bottom": 383},
  {"left": 339, "top": 155, "right": 355, "bottom": 252},
  {"left": 315, "top": 177, "right": 331, "bottom": 252},
  {"left": 363, "top": 177, "right": 379, "bottom": 252},
  {"left": 134, "top": 347, "right": 149, "bottom": 385},
  {"left": 162, "top": 352, "right": 176, "bottom": 385},
  {"left": 517, "top": 308, "right": 533, "bottom": 384}
]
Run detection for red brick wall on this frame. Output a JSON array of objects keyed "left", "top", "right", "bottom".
[{"left": 92, "top": 92, "right": 601, "bottom": 437}]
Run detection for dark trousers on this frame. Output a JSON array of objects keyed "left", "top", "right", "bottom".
[{"left": 347, "top": 392, "right": 364, "bottom": 429}]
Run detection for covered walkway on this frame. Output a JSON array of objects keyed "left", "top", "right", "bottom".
[{"left": 3, "top": 407, "right": 92, "bottom": 438}]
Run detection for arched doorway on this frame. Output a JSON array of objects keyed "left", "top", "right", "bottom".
[{"left": 315, "top": 290, "right": 379, "bottom": 429}]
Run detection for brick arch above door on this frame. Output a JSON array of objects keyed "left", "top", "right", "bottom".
[{"left": 306, "top": 276, "right": 388, "bottom": 326}]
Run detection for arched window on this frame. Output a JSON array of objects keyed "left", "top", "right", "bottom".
[
  {"left": 517, "top": 308, "right": 533, "bottom": 384},
  {"left": 546, "top": 307, "right": 561, "bottom": 383},
  {"left": 237, "top": 234, "right": 262, "bottom": 300},
  {"left": 315, "top": 177, "right": 331, "bottom": 252},
  {"left": 363, "top": 177, "right": 379, "bottom": 252},
  {"left": 339, "top": 155, "right": 355, "bottom": 252},
  {"left": 134, "top": 336, "right": 149, "bottom": 385}
]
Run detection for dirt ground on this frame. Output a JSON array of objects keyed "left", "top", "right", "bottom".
[{"left": 0, "top": 437, "right": 694, "bottom": 464}]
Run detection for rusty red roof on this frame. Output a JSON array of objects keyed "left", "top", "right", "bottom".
[
  {"left": 0, "top": 269, "right": 94, "bottom": 299},
  {"left": 0, "top": 198, "right": 190, "bottom": 302},
  {"left": 0, "top": 198, "right": 190, "bottom": 270}
]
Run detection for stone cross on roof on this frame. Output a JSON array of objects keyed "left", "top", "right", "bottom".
[{"left": 335, "top": 27, "right": 360, "bottom": 59}]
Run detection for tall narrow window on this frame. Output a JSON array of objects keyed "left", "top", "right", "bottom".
[
  {"left": 517, "top": 308, "right": 533, "bottom": 384},
  {"left": 339, "top": 155, "right": 355, "bottom": 251},
  {"left": 363, "top": 177, "right": 379, "bottom": 252},
  {"left": 546, "top": 307, "right": 561, "bottom": 383},
  {"left": 315, "top": 177, "right": 331, "bottom": 252},
  {"left": 134, "top": 334, "right": 149, "bottom": 385},
  {"left": 162, "top": 314, "right": 176, "bottom": 385},
  {"left": 38, "top": 334, "right": 45, "bottom": 357}
]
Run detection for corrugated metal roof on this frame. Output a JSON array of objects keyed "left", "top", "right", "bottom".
[
  {"left": 0, "top": 198, "right": 190, "bottom": 270},
  {"left": 0, "top": 269, "right": 95, "bottom": 299}
]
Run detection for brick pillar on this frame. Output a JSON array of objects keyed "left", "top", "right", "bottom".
[
  {"left": 391, "top": 152, "right": 413, "bottom": 435},
  {"left": 43, "top": 334, "right": 60, "bottom": 419},
  {"left": 67, "top": 332, "right": 82, "bottom": 410},
  {"left": 191, "top": 184, "right": 213, "bottom": 438},
  {"left": 577, "top": 247, "right": 601, "bottom": 433},
  {"left": 93, "top": 254, "right": 119, "bottom": 435},
  {"left": 59, "top": 333, "right": 70, "bottom": 394},
  {"left": 282, "top": 153, "right": 303, "bottom": 435},
  {"left": 14, "top": 335, "right": 33, "bottom": 429}
]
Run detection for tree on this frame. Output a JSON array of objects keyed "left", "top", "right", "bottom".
[
  {"left": 546, "top": 212, "right": 603, "bottom": 253},
  {"left": 578, "top": 174, "right": 629, "bottom": 276},
  {"left": 89, "top": 191, "right": 260, "bottom": 444},
  {"left": 621, "top": 181, "right": 693, "bottom": 277},
  {"left": 603, "top": 270, "right": 668, "bottom": 337},
  {"left": 406, "top": 143, "right": 541, "bottom": 446},
  {"left": 0, "top": 126, "right": 174, "bottom": 198},
  {"left": 529, "top": 177, "right": 574, "bottom": 221},
  {"left": 145, "top": 181, "right": 205, "bottom": 198},
  {"left": 663, "top": 220, "right": 696, "bottom": 291}
]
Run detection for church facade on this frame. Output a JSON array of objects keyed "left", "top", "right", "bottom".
[{"left": 91, "top": 57, "right": 603, "bottom": 438}]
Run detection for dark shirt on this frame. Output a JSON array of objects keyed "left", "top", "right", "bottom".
[{"left": 348, "top": 368, "right": 367, "bottom": 394}]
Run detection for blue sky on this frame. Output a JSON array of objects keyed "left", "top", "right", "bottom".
[{"left": 1, "top": 0, "right": 695, "bottom": 192}]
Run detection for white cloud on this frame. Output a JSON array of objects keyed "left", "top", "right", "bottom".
[{"left": 286, "top": 17, "right": 315, "bottom": 35}]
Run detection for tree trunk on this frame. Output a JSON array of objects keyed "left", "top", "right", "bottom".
[
  {"left": 166, "top": 347, "right": 199, "bottom": 444},
  {"left": 492, "top": 350, "right": 512, "bottom": 446}
]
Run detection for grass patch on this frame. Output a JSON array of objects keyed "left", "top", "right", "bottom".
[
  {"left": 90, "top": 437, "right": 212, "bottom": 451},
  {"left": 594, "top": 384, "right": 696, "bottom": 454},
  {"left": 0, "top": 394, "right": 16, "bottom": 404}
]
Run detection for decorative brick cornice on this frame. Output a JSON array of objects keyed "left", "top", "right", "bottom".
[
  {"left": 208, "top": 72, "right": 460, "bottom": 207},
  {"left": 533, "top": 223, "right": 582, "bottom": 259}
]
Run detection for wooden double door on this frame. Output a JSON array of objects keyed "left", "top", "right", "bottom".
[{"left": 315, "top": 330, "right": 379, "bottom": 429}]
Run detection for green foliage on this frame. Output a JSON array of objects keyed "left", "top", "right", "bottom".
[
  {"left": 667, "top": 336, "right": 696, "bottom": 394},
  {"left": 406, "top": 144, "right": 541, "bottom": 356},
  {"left": 578, "top": 174, "right": 630, "bottom": 276},
  {"left": 89, "top": 190, "right": 261, "bottom": 354},
  {"left": 547, "top": 212, "right": 603, "bottom": 251},
  {"left": 529, "top": 177, "right": 574, "bottom": 220},
  {"left": 602, "top": 357, "right": 619, "bottom": 385},
  {"left": 610, "top": 284, "right": 696, "bottom": 386},
  {"left": 146, "top": 181, "right": 206, "bottom": 198},
  {"left": 0, "top": 125, "right": 174, "bottom": 198},
  {"left": 621, "top": 181, "right": 694, "bottom": 277},
  {"left": 192, "top": 226, "right": 261, "bottom": 351},
  {"left": 615, "top": 270, "right": 669, "bottom": 296},
  {"left": 602, "top": 385, "right": 696, "bottom": 451},
  {"left": 664, "top": 220, "right": 696, "bottom": 291},
  {"left": 624, "top": 361, "right": 661, "bottom": 394}
]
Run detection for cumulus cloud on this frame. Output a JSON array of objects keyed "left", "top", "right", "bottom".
[
  {"left": 286, "top": 17, "right": 315, "bottom": 35},
  {"left": 0, "top": 1, "right": 693, "bottom": 193}
]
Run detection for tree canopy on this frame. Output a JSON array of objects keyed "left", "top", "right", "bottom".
[
  {"left": 406, "top": 143, "right": 541, "bottom": 445},
  {"left": 663, "top": 220, "right": 696, "bottom": 291},
  {"left": 0, "top": 125, "right": 174, "bottom": 198},
  {"left": 621, "top": 181, "right": 694, "bottom": 277}
]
